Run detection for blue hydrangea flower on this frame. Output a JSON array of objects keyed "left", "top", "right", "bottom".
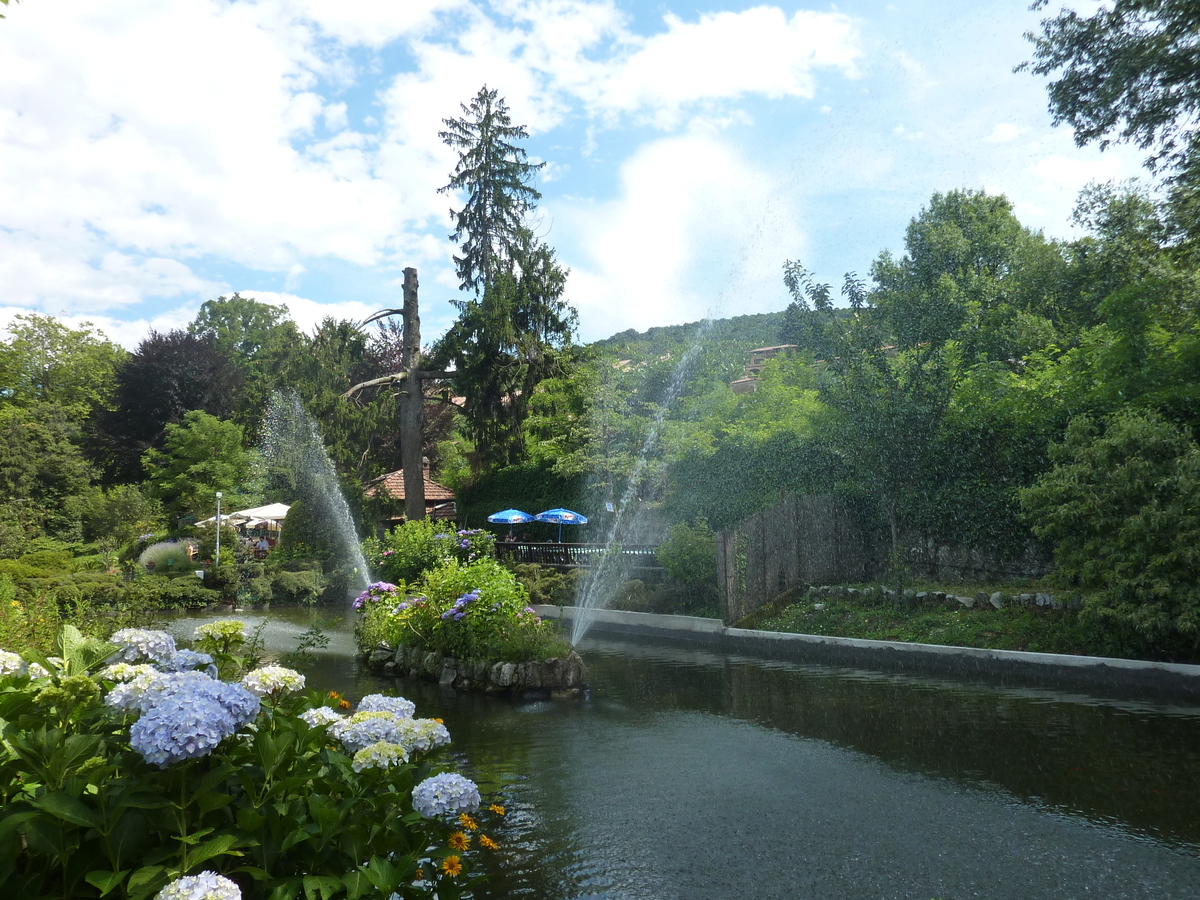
[
  {"left": 159, "top": 649, "right": 216, "bottom": 673},
  {"left": 412, "top": 772, "right": 480, "bottom": 819},
  {"left": 131, "top": 694, "right": 236, "bottom": 767},
  {"left": 140, "top": 671, "right": 260, "bottom": 728}
]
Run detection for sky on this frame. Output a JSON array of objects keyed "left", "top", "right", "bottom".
[{"left": 0, "top": 0, "right": 1146, "bottom": 350}]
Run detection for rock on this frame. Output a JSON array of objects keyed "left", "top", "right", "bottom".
[
  {"left": 566, "top": 650, "right": 587, "bottom": 688},
  {"left": 956, "top": 595, "right": 976, "bottom": 609},
  {"left": 438, "top": 662, "right": 457, "bottom": 686},
  {"left": 496, "top": 662, "right": 517, "bottom": 687},
  {"left": 813, "top": 602, "right": 825, "bottom": 611},
  {"left": 369, "top": 647, "right": 393, "bottom": 668},
  {"left": 975, "top": 592, "right": 989, "bottom": 608},
  {"left": 989, "top": 591, "right": 1005, "bottom": 610},
  {"left": 847, "top": 588, "right": 860, "bottom": 600},
  {"left": 422, "top": 651, "right": 441, "bottom": 676},
  {"left": 382, "top": 661, "right": 396, "bottom": 676}
]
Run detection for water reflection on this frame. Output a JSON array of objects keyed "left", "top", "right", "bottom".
[{"left": 163, "top": 610, "right": 1200, "bottom": 899}]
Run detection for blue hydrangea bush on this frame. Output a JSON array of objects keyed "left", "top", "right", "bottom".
[{"left": 0, "top": 625, "right": 500, "bottom": 899}]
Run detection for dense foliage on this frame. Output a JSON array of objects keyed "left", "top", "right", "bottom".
[{"left": 0, "top": 623, "right": 499, "bottom": 899}]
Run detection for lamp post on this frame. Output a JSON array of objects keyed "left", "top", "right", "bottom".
[{"left": 215, "top": 492, "right": 223, "bottom": 570}]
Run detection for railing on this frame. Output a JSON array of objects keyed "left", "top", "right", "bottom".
[{"left": 496, "top": 541, "right": 663, "bottom": 573}]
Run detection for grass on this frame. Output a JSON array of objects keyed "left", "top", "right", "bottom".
[{"left": 739, "top": 583, "right": 1163, "bottom": 661}]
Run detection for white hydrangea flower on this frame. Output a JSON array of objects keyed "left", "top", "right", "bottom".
[
  {"left": 99, "top": 662, "right": 159, "bottom": 683},
  {"left": 194, "top": 620, "right": 247, "bottom": 642},
  {"left": 357, "top": 693, "right": 415, "bottom": 718},
  {"left": 110, "top": 628, "right": 177, "bottom": 664},
  {"left": 154, "top": 870, "right": 241, "bottom": 900},
  {"left": 104, "top": 670, "right": 164, "bottom": 713},
  {"left": 0, "top": 650, "right": 24, "bottom": 676},
  {"left": 351, "top": 740, "right": 410, "bottom": 773},
  {"left": 299, "top": 706, "right": 343, "bottom": 728},
  {"left": 391, "top": 717, "right": 452, "bottom": 754},
  {"left": 241, "top": 666, "right": 305, "bottom": 697}
]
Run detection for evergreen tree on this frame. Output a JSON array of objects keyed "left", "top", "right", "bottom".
[{"left": 438, "top": 85, "right": 545, "bottom": 295}]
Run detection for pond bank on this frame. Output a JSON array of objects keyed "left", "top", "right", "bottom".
[{"left": 536, "top": 605, "right": 1200, "bottom": 699}]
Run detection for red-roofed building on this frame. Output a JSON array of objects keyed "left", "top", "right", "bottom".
[{"left": 364, "top": 459, "right": 457, "bottom": 525}]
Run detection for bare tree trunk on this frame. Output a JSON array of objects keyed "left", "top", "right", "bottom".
[{"left": 400, "top": 268, "right": 426, "bottom": 522}]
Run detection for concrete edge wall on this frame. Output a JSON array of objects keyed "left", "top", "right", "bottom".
[{"left": 533, "top": 604, "right": 1200, "bottom": 699}]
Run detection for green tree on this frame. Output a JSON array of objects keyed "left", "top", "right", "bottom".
[
  {"left": 439, "top": 86, "right": 545, "bottom": 295},
  {"left": 0, "top": 402, "right": 97, "bottom": 549},
  {"left": 0, "top": 314, "right": 126, "bottom": 412},
  {"left": 1020, "top": 409, "right": 1200, "bottom": 653},
  {"left": 437, "top": 235, "right": 577, "bottom": 471},
  {"left": 1021, "top": 0, "right": 1200, "bottom": 176},
  {"left": 101, "top": 330, "right": 243, "bottom": 483},
  {"left": 81, "top": 483, "right": 164, "bottom": 546},
  {"left": 187, "top": 293, "right": 303, "bottom": 439},
  {"left": 142, "top": 410, "right": 255, "bottom": 518}
]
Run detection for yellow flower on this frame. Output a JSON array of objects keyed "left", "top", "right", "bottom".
[
  {"left": 480, "top": 834, "right": 498, "bottom": 850},
  {"left": 434, "top": 717, "right": 444, "bottom": 724},
  {"left": 441, "top": 855, "right": 462, "bottom": 877},
  {"left": 488, "top": 804, "right": 506, "bottom": 816},
  {"left": 338, "top": 699, "right": 351, "bottom": 709},
  {"left": 458, "top": 813, "right": 478, "bottom": 831},
  {"left": 448, "top": 831, "right": 470, "bottom": 851},
  {"left": 328, "top": 691, "right": 340, "bottom": 699}
]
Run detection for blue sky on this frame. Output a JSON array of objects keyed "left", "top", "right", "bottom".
[{"left": 0, "top": 1, "right": 1144, "bottom": 349}]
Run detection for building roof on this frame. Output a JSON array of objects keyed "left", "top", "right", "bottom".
[{"left": 364, "top": 468, "right": 456, "bottom": 502}]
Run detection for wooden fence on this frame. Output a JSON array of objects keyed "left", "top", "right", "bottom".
[{"left": 716, "top": 494, "right": 869, "bottom": 624}]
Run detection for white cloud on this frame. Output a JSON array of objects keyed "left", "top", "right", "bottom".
[
  {"left": 986, "top": 123, "right": 1020, "bottom": 143},
  {"left": 586, "top": 8, "right": 861, "bottom": 121},
  {"left": 560, "top": 133, "right": 806, "bottom": 340}
]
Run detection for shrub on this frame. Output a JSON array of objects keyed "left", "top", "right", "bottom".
[
  {"left": 656, "top": 517, "right": 718, "bottom": 590},
  {"left": 0, "top": 626, "right": 500, "bottom": 900},
  {"left": 356, "top": 558, "right": 569, "bottom": 663},
  {"left": 365, "top": 520, "right": 495, "bottom": 585},
  {"left": 1020, "top": 410, "right": 1200, "bottom": 654},
  {"left": 271, "top": 569, "right": 324, "bottom": 605},
  {"left": 137, "top": 540, "right": 198, "bottom": 576}
]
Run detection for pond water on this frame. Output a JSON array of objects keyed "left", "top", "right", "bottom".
[{"left": 164, "top": 609, "right": 1200, "bottom": 900}]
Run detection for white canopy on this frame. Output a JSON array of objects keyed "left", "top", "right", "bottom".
[
  {"left": 234, "top": 502, "right": 290, "bottom": 520},
  {"left": 197, "top": 502, "right": 290, "bottom": 526}
]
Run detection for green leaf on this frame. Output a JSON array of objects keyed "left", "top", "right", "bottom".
[
  {"left": 186, "top": 833, "right": 242, "bottom": 869},
  {"left": 33, "top": 791, "right": 101, "bottom": 829},
  {"left": 126, "top": 866, "right": 168, "bottom": 900},
  {"left": 302, "top": 874, "right": 344, "bottom": 900},
  {"left": 85, "top": 868, "right": 130, "bottom": 896}
]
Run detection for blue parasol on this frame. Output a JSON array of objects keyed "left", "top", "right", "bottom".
[
  {"left": 487, "top": 508, "right": 535, "bottom": 539},
  {"left": 535, "top": 507, "right": 588, "bottom": 543}
]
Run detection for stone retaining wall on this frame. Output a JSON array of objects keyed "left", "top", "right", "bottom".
[
  {"left": 803, "top": 583, "right": 1082, "bottom": 611},
  {"left": 363, "top": 643, "right": 588, "bottom": 699}
]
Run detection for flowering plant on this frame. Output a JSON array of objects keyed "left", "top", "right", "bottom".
[
  {"left": 0, "top": 629, "right": 502, "bottom": 900},
  {"left": 363, "top": 519, "right": 496, "bottom": 585},
  {"left": 356, "top": 557, "right": 569, "bottom": 663}
]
